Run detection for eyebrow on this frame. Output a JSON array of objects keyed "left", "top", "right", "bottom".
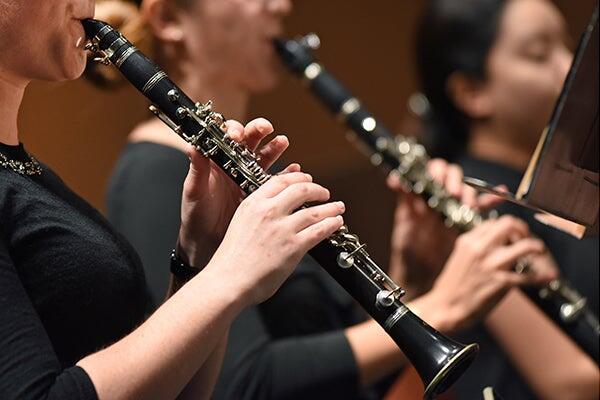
[{"left": 519, "top": 25, "right": 567, "bottom": 46}]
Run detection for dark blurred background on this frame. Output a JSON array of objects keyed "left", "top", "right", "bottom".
[{"left": 19, "top": 0, "right": 596, "bottom": 266}]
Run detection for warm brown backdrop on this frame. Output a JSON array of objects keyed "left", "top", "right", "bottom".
[{"left": 19, "top": 0, "right": 597, "bottom": 265}]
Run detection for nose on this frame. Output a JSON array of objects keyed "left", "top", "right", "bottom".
[{"left": 267, "top": 0, "right": 293, "bottom": 17}]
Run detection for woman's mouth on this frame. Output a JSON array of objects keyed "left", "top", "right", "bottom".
[{"left": 72, "top": 19, "right": 88, "bottom": 49}]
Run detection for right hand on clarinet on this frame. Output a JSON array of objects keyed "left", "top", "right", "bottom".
[
  {"left": 413, "top": 215, "right": 558, "bottom": 333},
  {"left": 204, "top": 171, "right": 346, "bottom": 306},
  {"left": 386, "top": 158, "right": 507, "bottom": 294}
]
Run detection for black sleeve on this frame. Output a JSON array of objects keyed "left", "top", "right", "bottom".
[
  {"left": 0, "top": 239, "right": 98, "bottom": 400},
  {"left": 106, "top": 144, "right": 189, "bottom": 305},
  {"left": 213, "top": 271, "right": 360, "bottom": 400}
]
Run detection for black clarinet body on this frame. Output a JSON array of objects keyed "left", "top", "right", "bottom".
[
  {"left": 275, "top": 35, "right": 600, "bottom": 364},
  {"left": 83, "top": 19, "right": 479, "bottom": 399},
  {"left": 276, "top": 36, "right": 483, "bottom": 230}
]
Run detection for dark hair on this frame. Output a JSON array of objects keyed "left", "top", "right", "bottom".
[{"left": 415, "top": 0, "right": 508, "bottom": 160}]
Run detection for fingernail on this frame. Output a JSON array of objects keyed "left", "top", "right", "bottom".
[
  {"left": 259, "top": 121, "right": 273, "bottom": 133},
  {"left": 338, "top": 201, "right": 346, "bottom": 211}
]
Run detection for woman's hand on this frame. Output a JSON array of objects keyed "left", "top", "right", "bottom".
[
  {"left": 205, "top": 172, "right": 346, "bottom": 306},
  {"left": 387, "top": 158, "right": 504, "bottom": 294},
  {"left": 414, "top": 215, "right": 558, "bottom": 333},
  {"left": 177, "top": 118, "right": 292, "bottom": 267}
]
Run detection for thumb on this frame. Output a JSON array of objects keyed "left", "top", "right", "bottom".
[
  {"left": 187, "top": 143, "right": 213, "bottom": 174},
  {"left": 184, "top": 145, "right": 211, "bottom": 197}
]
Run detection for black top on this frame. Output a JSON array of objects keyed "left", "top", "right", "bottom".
[
  {"left": 107, "top": 142, "right": 189, "bottom": 305},
  {"left": 0, "top": 142, "right": 149, "bottom": 400},
  {"left": 107, "top": 142, "right": 385, "bottom": 400},
  {"left": 453, "top": 155, "right": 599, "bottom": 400}
]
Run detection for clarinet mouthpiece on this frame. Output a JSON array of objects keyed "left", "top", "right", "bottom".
[{"left": 82, "top": 19, "right": 108, "bottom": 40}]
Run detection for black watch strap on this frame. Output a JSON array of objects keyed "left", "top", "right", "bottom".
[{"left": 170, "top": 249, "right": 200, "bottom": 281}]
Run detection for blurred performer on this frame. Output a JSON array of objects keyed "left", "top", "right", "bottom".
[
  {"left": 396, "top": 0, "right": 600, "bottom": 398},
  {"left": 92, "top": 1, "right": 556, "bottom": 399},
  {"left": 0, "top": 1, "right": 347, "bottom": 399},
  {"left": 92, "top": 0, "right": 294, "bottom": 303}
]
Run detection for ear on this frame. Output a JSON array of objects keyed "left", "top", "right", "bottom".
[
  {"left": 139, "top": 0, "right": 184, "bottom": 43},
  {"left": 446, "top": 72, "right": 493, "bottom": 119}
]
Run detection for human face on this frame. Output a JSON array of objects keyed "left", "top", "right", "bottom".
[
  {"left": 0, "top": 0, "right": 95, "bottom": 84},
  {"left": 179, "top": 0, "right": 292, "bottom": 92},
  {"left": 484, "top": 0, "right": 573, "bottom": 148}
]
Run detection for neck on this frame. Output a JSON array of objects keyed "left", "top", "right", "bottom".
[
  {"left": 0, "top": 70, "right": 28, "bottom": 145},
  {"left": 468, "top": 123, "right": 534, "bottom": 172},
  {"left": 172, "top": 57, "right": 250, "bottom": 122},
  {"left": 129, "top": 58, "right": 250, "bottom": 151}
]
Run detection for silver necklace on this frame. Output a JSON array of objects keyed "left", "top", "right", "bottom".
[{"left": 0, "top": 151, "right": 42, "bottom": 176}]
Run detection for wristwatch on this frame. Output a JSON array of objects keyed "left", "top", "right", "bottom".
[{"left": 170, "top": 249, "right": 201, "bottom": 281}]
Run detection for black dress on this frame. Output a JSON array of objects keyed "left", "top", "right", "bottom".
[
  {"left": 452, "top": 155, "right": 599, "bottom": 400},
  {"left": 107, "top": 141, "right": 387, "bottom": 400},
  {"left": 0, "top": 142, "right": 150, "bottom": 399}
]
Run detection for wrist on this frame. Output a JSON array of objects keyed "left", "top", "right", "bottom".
[
  {"left": 170, "top": 249, "right": 203, "bottom": 281},
  {"left": 176, "top": 230, "right": 218, "bottom": 269},
  {"left": 389, "top": 253, "right": 437, "bottom": 298},
  {"left": 408, "top": 291, "right": 461, "bottom": 334},
  {"left": 199, "top": 252, "right": 256, "bottom": 311},
  {"left": 188, "top": 264, "right": 248, "bottom": 315}
]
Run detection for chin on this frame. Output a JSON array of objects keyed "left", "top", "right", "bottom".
[
  {"left": 62, "top": 53, "right": 88, "bottom": 81},
  {"left": 259, "top": 74, "right": 280, "bottom": 92},
  {"left": 249, "top": 65, "right": 282, "bottom": 93},
  {"left": 43, "top": 49, "right": 88, "bottom": 82}
]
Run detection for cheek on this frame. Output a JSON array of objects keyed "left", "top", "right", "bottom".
[
  {"left": 55, "top": 15, "right": 89, "bottom": 80},
  {"left": 61, "top": 29, "right": 88, "bottom": 79},
  {"left": 232, "top": 5, "right": 280, "bottom": 90},
  {"left": 197, "top": 3, "right": 280, "bottom": 92},
  {"left": 40, "top": 28, "right": 87, "bottom": 81},
  {"left": 240, "top": 43, "right": 280, "bottom": 92},
  {"left": 242, "top": 25, "right": 281, "bottom": 90},
  {"left": 489, "top": 60, "right": 561, "bottom": 132},
  {"left": 0, "top": 8, "right": 87, "bottom": 82},
  {"left": 217, "top": 24, "right": 280, "bottom": 91}
]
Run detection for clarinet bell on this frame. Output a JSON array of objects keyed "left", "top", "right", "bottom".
[
  {"left": 386, "top": 308, "right": 479, "bottom": 399},
  {"left": 420, "top": 341, "right": 478, "bottom": 399}
]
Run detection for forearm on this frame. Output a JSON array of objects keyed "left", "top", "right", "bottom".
[
  {"left": 485, "top": 289, "right": 599, "bottom": 400},
  {"left": 345, "top": 319, "right": 405, "bottom": 387},
  {"left": 77, "top": 267, "right": 243, "bottom": 400},
  {"left": 178, "top": 331, "right": 229, "bottom": 400},
  {"left": 165, "top": 275, "right": 231, "bottom": 400},
  {"left": 165, "top": 274, "right": 189, "bottom": 301}
]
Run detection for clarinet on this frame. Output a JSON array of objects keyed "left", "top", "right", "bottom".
[
  {"left": 83, "top": 19, "right": 479, "bottom": 399},
  {"left": 275, "top": 35, "right": 600, "bottom": 364}
]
